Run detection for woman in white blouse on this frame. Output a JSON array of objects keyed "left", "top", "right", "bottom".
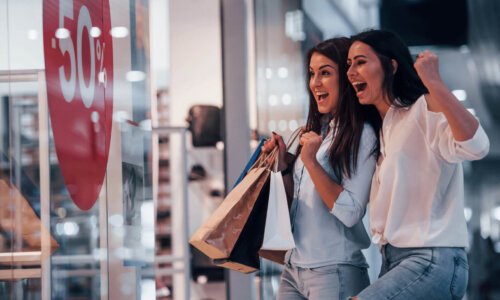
[
  {"left": 347, "top": 29, "right": 490, "bottom": 300},
  {"left": 262, "top": 37, "right": 381, "bottom": 300}
]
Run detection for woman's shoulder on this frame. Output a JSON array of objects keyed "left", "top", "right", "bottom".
[
  {"left": 361, "top": 122, "right": 377, "bottom": 138},
  {"left": 406, "top": 94, "right": 446, "bottom": 124},
  {"left": 360, "top": 122, "right": 378, "bottom": 147},
  {"left": 406, "top": 94, "right": 432, "bottom": 114}
]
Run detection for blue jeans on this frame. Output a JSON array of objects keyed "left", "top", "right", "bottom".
[
  {"left": 278, "top": 263, "right": 370, "bottom": 300},
  {"left": 355, "top": 245, "right": 469, "bottom": 300}
]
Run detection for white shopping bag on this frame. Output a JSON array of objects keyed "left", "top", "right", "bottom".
[{"left": 260, "top": 159, "right": 295, "bottom": 251}]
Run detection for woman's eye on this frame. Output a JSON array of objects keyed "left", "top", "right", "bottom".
[
  {"left": 309, "top": 71, "right": 314, "bottom": 77},
  {"left": 321, "top": 70, "right": 330, "bottom": 75},
  {"left": 357, "top": 60, "right": 366, "bottom": 65}
]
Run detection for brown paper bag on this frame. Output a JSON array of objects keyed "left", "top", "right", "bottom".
[
  {"left": 189, "top": 166, "right": 271, "bottom": 259},
  {"left": 258, "top": 249, "right": 286, "bottom": 265},
  {"left": 0, "top": 179, "right": 59, "bottom": 258},
  {"left": 212, "top": 174, "right": 271, "bottom": 273}
]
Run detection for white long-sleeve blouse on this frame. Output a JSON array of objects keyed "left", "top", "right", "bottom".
[{"left": 370, "top": 95, "right": 490, "bottom": 248}]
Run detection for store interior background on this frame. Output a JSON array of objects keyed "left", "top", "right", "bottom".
[{"left": 1, "top": 0, "right": 500, "bottom": 299}]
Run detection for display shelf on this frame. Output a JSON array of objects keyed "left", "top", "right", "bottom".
[{"left": 154, "top": 89, "right": 175, "bottom": 299}]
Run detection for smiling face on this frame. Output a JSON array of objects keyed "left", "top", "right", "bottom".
[
  {"left": 308, "top": 52, "right": 340, "bottom": 115},
  {"left": 347, "top": 41, "right": 389, "bottom": 108}
]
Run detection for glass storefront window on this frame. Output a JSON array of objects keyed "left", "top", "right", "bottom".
[{"left": 0, "top": 0, "right": 155, "bottom": 298}]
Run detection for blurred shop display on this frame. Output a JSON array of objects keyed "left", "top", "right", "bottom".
[
  {"left": 2, "top": 0, "right": 156, "bottom": 298},
  {"left": 155, "top": 90, "right": 175, "bottom": 299},
  {"left": 186, "top": 105, "right": 222, "bottom": 148},
  {"left": 0, "top": 180, "right": 59, "bottom": 260},
  {"left": 185, "top": 106, "right": 226, "bottom": 283},
  {"left": 0, "top": 71, "right": 105, "bottom": 299},
  {"left": 154, "top": 93, "right": 227, "bottom": 299}
]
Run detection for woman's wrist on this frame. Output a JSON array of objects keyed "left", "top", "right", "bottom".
[
  {"left": 302, "top": 156, "right": 320, "bottom": 171},
  {"left": 281, "top": 164, "right": 293, "bottom": 176}
]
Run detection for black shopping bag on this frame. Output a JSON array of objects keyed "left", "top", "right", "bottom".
[{"left": 213, "top": 177, "right": 271, "bottom": 273}]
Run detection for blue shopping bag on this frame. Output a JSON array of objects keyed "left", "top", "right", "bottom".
[{"left": 233, "top": 139, "right": 266, "bottom": 188}]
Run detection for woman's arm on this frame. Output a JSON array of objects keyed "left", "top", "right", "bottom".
[
  {"left": 301, "top": 127, "right": 376, "bottom": 227},
  {"left": 414, "top": 50, "right": 479, "bottom": 141},
  {"left": 330, "top": 126, "right": 376, "bottom": 227},
  {"left": 299, "top": 131, "right": 343, "bottom": 211}
]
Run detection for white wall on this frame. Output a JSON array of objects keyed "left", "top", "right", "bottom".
[
  {"left": 168, "top": 2, "right": 224, "bottom": 299},
  {"left": 0, "top": 0, "right": 44, "bottom": 71},
  {"left": 169, "top": 0, "right": 223, "bottom": 126},
  {"left": 150, "top": 0, "right": 169, "bottom": 90}
]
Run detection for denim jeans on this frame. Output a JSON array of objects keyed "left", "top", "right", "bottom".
[
  {"left": 277, "top": 263, "right": 370, "bottom": 300},
  {"left": 355, "top": 245, "right": 469, "bottom": 300}
]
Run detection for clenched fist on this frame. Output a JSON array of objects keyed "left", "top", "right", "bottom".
[
  {"left": 299, "top": 131, "right": 322, "bottom": 166},
  {"left": 414, "top": 50, "right": 443, "bottom": 88}
]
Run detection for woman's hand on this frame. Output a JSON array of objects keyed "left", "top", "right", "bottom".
[
  {"left": 414, "top": 50, "right": 443, "bottom": 88},
  {"left": 414, "top": 50, "right": 479, "bottom": 142},
  {"left": 299, "top": 131, "right": 322, "bottom": 166},
  {"left": 261, "top": 132, "right": 287, "bottom": 171}
]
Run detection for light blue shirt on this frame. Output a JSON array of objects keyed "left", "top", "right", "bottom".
[{"left": 285, "top": 123, "right": 377, "bottom": 268}]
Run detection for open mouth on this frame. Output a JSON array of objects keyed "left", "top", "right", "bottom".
[
  {"left": 316, "top": 92, "right": 329, "bottom": 101},
  {"left": 353, "top": 82, "right": 367, "bottom": 93}
]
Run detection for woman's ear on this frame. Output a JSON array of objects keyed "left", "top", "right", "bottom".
[{"left": 391, "top": 59, "right": 398, "bottom": 75}]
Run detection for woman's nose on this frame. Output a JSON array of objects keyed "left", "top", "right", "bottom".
[
  {"left": 347, "top": 65, "right": 355, "bottom": 78},
  {"left": 312, "top": 75, "right": 321, "bottom": 86}
]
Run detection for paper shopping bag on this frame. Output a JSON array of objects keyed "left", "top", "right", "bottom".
[
  {"left": 213, "top": 176, "right": 270, "bottom": 273},
  {"left": 260, "top": 170, "right": 295, "bottom": 251},
  {"left": 257, "top": 153, "right": 296, "bottom": 265},
  {"left": 189, "top": 166, "right": 270, "bottom": 259}
]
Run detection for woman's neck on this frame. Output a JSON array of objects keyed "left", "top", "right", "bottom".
[{"left": 375, "top": 97, "right": 392, "bottom": 120}]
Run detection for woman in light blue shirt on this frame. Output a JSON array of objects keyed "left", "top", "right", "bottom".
[{"left": 262, "top": 37, "right": 381, "bottom": 300}]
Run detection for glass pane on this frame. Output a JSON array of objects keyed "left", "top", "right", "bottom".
[{"left": 0, "top": 0, "right": 155, "bottom": 298}]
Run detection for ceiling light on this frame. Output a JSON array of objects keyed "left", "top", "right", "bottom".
[
  {"left": 90, "top": 27, "right": 101, "bottom": 38},
  {"left": 55, "top": 28, "right": 70, "bottom": 39},
  {"left": 110, "top": 26, "right": 129, "bottom": 38},
  {"left": 492, "top": 206, "right": 500, "bottom": 221},
  {"left": 126, "top": 70, "right": 146, "bottom": 82}
]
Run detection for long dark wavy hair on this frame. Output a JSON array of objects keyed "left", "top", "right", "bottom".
[
  {"left": 298, "top": 37, "right": 381, "bottom": 179},
  {"left": 350, "top": 29, "right": 428, "bottom": 107}
]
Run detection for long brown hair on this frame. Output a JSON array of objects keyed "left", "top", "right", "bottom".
[
  {"left": 351, "top": 30, "right": 428, "bottom": 107},
  {"left": 300, "top": 37, "right": 381, "bottom": 180}
]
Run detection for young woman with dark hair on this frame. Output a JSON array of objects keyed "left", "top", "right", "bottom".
[
  {"left": 347, "top": 29, "right": 490, "bottom": 300},
  {"left": 261, "top": 37, "right": 381, "bottom": 300}
]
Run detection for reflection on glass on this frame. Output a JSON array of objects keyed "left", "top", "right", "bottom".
[{"left": 1, "top": 0, "right": 155, "bottom": 298}]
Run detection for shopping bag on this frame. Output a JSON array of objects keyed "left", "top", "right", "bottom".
[
  {"left": 213, "top": 176, "right": 271, "bottom": 273},
  {"left": 258, "top": 156, "right": 295, "bottom": 265},
  {"left": 189, "top": 148, "right": 278, "bottom": 261},
  {"left": 260, "top": 168, "right": 295, "bottom": 251},
  {"left": 233, "top": 139, "right": 265, "bottom": 188}
]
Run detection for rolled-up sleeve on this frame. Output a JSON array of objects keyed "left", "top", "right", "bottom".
[
  {"left": 419, "top": 96, "right": 490, "bottom": 163},
  {"left": 331, "top": 125, "right": 377, "bottom": 227},
  {"left": 445, "top": 124, "right": 490, "bottom": 162}
]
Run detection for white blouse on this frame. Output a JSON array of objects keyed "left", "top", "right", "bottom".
[{"left": 370, "top": 95, "right": 489, "bottom": 248}]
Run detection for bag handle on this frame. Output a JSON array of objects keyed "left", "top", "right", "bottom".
[
  {"left": 273, "top": 127, "right": 303, "bottom": 171},
  {"left": 285, "top": 127, "right": 302, "bottom": 152},
  {"left": 250, "top": 146, "right": 278, "bottom": 171},
  {"left": 251, "top": 127, "right": 304, "bottom": 172}
]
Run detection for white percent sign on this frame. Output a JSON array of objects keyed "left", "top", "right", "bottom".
[
  {"left": 58, "top": 0, "right": 103, "bottom": 108},
  {"left": 96, "top": 40, "right": 107, "bottom": 88}
]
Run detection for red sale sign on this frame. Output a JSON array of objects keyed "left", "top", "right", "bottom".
[{"left": 43, "top": 0, "right": 114, "bottom": 210}]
